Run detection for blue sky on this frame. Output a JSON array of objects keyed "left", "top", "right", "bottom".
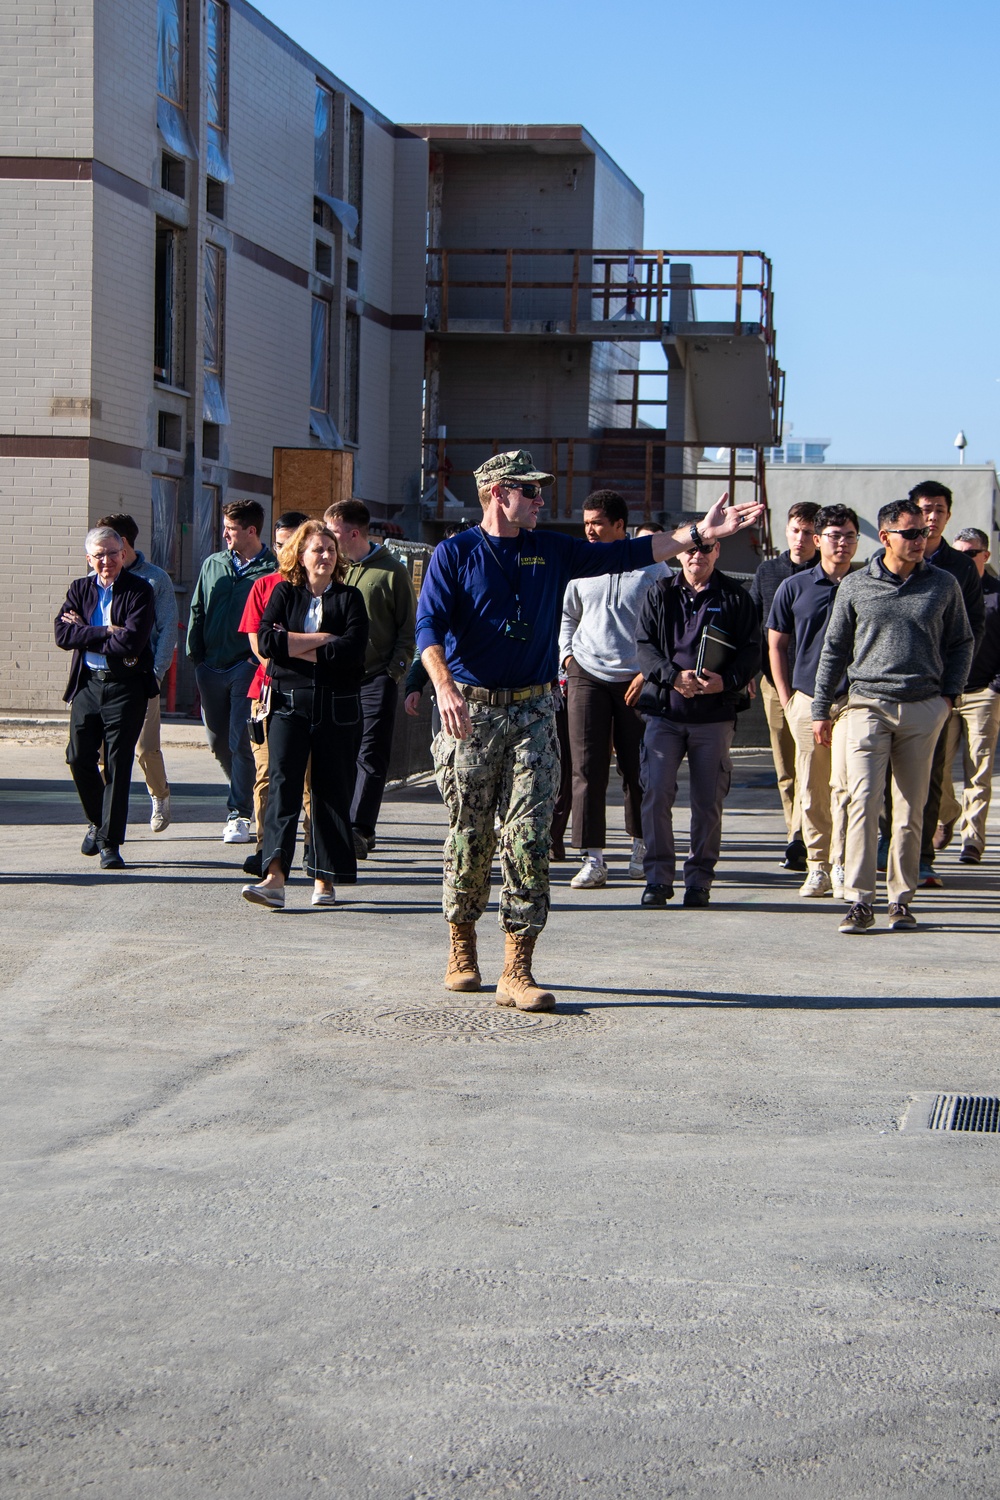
[{"left": 254, "top": 0, "right": 998, "bottom": 467}]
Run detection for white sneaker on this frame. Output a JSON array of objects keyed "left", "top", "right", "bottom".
[
  {"left": 628, "top": 838, "right": 646, "bottom": 880},
  {"left": 150, "top": 794, "right": 171, "bottom": 832},
  {"left": 831, "top": 864, "right": 846, "bottom": 900},
  {"left": 570, "top": 855, "right": 608, "bottom": 889},
  {"left": 223, "top": 815, "right": 252, "bottom": 844},
  {"left": 799, "top": 868, "right": 833, "bottom": 898}
]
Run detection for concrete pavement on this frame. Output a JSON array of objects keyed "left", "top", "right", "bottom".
[{"left": 2, "top": 728, "right": 1000, "bottom": 1498}]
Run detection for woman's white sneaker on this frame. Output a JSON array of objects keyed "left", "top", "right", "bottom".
[{"left": 570, "top": 855, "right": 607, "bottom": 889}]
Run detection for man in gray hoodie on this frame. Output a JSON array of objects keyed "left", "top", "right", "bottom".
[
  {"left": 559, "top": 491, "right": 668, "bottom": 888},
  {"left": 812, "top": 499, "right": 973, "bottom": 934}
]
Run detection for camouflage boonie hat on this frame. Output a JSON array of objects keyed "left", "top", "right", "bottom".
[{"left": 473, "top": 450, "right": 555, "bottom": 489}]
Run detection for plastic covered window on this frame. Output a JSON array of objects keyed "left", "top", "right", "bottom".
[
  {"left": 151, "top": 475, "right": 180, "bottom": 577},
  {"left": 206, "top": 2, "right": 232, "bottom": 182},
  {"left": 311, "top": 296, "right": 330, "bottom": 413},
  {"left": 314, "top": 83, "right": 333, "bottom": 196},
  {"left": 157, "top": 0, "right": 182, "bottom": 104},
  {"left": 204, "top": 245, "right": 224, "bottom": 375}
]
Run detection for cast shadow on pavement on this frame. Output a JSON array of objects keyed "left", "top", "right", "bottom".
[{"left": 557, "top": 989, "right": 1000, "bottom": 1010}]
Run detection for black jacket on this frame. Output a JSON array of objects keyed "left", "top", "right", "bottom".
[
  {"left": 54, "top": 571, "right": 157, "bottom": 702},
  {"left": 927, "top": 536, "right": 985, "bottom": 655},
  {"left": 258, "top": 580, "right": 369, "bottom": 692},
  {"left": 637, "top": 568, "right": 760, "bottom": 723}
]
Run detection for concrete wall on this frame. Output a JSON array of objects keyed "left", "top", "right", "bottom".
[{"left": 699, "top": 464, "right": 1000, "bottom": 554}]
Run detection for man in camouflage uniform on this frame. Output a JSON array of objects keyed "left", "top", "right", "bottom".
[{"left": 416, "top": 450, "right": 762, "bottom": 1009}]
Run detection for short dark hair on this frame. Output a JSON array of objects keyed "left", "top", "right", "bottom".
[
  {"left": 583, "top": 489, "right": 629, "bottom": 528},
  {"left": 787, "top": 502, "right": 820, "bottom": 523},
  {"left": 223, "top": 499, "right": 265, "bottom": 534},
  {"left": 814, "top": 504, "right": 859, "bottom": 534},
  {"left": 637, "top": 520, "right": 665, "bottom": 534},
  {"left": 96, "top": 512, "right": 138, "bottom": 547},
  {"left": 908, "top": 480, "right": 953, "bottom": 511},
  {"left": 275, "top": 510, "right": 309, "bottom": 531},
  {"left": 324, "top": 498, "right": 371, "bottom": 530},
  {"left": 878, "top": 499, "right": 923, "bottom": 532}
]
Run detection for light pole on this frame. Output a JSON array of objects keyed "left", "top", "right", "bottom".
[{"left": 955, "top": 430, "right": 968, "bottom": 464}]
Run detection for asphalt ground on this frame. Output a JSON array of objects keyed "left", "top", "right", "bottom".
[{"left": 2, "top": 726, "right": 999, "bottom": 1499}]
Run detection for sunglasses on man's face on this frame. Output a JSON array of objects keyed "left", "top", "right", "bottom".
[
  {"left": 507, "top": 482, "right": 543, "bottom": 500},
  {"left": 885, "top": 526, "right": 931, "bottom": 541}
]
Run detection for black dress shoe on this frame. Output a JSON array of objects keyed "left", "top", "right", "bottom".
[
  {"left": 81, "top": 825, "right": 100, "bottom": 856},
  {"left": 780, "top": 838, "right": 808, "bottom": 872},
  {"left": 683, "top": 886, "right": 711, "bottom": 908},
  {"left": 352, "top": 828, "right": 369, "bottom": 860},
  {"left": 243, "top": 850, "right": 263, "bottom": 877},
  {"left": 641, "top": 883, "right": 674, "bottom": 907},
  {"left": 100, "top": 847, "right": 125, "bottom": 870}
]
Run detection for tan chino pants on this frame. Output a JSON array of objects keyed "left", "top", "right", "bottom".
[
  {"left": 760, "top": 675, "right": 799, "bottom": 840},
  {"left": 783, "top": 691, "right": 847, "bottom": 872},
  {"left": 136, "top": 691, "right": 169, "bottom": 799},
  {"left": 937, "top": 687, "right": 1000, "bottom": 853}
]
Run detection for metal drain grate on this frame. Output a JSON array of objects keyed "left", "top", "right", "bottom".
[{"left": 929, "top": 1094, "right": 1000, "bottom": 1132}]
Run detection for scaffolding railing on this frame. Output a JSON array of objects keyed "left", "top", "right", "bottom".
[{"left": 423, "top": 433, "right": 774, "bottom": 555}]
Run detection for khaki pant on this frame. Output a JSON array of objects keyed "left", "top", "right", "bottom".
[
  {"left": 843, "top": 695, "right": 950, "bottom": 906},
  {"left": 249, "top": 699, "right": 311, "bottom": 854},
  {"left": 937, "top": 687, "right": 1000, "bottom": 853},
  {"left": 783, "top": 691, "right": 847, "bottom": 872},
  {"left": 761, "top": 675, "right": 799, "bottom": 839},
  {"left": 136, "top": 691, "right": 169, "bottom": 799}
]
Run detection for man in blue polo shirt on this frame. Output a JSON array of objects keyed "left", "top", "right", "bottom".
[
  {"left": 767, "top": 504, "right": 860, "bottom": 899},
  {"left": 416, "top": 449, "right": 763, "bottom": 1009}
]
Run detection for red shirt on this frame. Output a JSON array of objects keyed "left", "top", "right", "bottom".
[{"left": 239, "top": 571, "right": 282, "bottom": 697}]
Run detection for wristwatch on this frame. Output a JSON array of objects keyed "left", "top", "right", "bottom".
[{"left": 689, "top": 521, "right": 706, "bottom": 550}]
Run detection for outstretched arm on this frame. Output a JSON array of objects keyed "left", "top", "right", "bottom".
[{"left": 648, "top": 491, "right": 764, "bottom": 565}]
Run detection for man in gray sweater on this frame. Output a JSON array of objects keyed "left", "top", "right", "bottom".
[
  {"left": 812, "top": 499, "right": 973, "bottom": 933},
  {"left": 559, "top": 491, "right": 668, "bottom": 887}
]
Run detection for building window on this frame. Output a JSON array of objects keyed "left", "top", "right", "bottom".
[
  {"left": 203, "top": 243, "right": 230, "bottom": 424},
  {"left": 156, "top": 0, "right": 196, "bottom": 158},
  {"left": 205, "top": 1, "right": 232, "bottom": 181},
  {"left": 315, "top": 239, "right": 332, "bottom": 279},
  {"left": 154, "top": 220, "right": 183, "bottom": 386},
  {"left": 310, "top": 296, "right": 340, "bottom": 447},
  {"left": 203, "top": 422, "right": 221, "bottom": 460},
  {"left": 157, "top": 411, "right": 182, "bottom": 450},
  {"left": 314, "top": 82, "right": 333, "bottom": 197},
  {"left": 160, "top": 152, "right": 185, "bottom": 197},
  {"left": 344, "top": 309, "right": 360, "bottom": 445},
  {"left": 206, "top": 176, "right": 225, "bottom": 219},
  {"left": 151, "top": 474, "right": 180, "bottom": 577},
  {"left": 348, "top": 105, "right": 364, "bottom": 247},
  {"left": 200, "top": 481, "right": 222, "bottom": 565}
]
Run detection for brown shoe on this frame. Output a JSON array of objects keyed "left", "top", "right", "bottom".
[
  {"left": 495, "top": 933, "right": 555, "bottom": 1012},
  {"left": 932, "top": 819, "right": 955, "bottom": 852},
  {"left": 444, "top": 921, "right": 481, "bottom": 992}
]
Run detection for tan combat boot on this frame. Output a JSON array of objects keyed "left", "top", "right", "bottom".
[
  {"left": 444, "top": 921, "right": 481, "bottom": 992},
  {"left": 495, "top": 933, "right": 555, "bottom": 1012}
]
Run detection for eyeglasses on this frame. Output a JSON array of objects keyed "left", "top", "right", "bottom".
[
  {"left": 820, "top": 531, "right": 858, "bottom": 544},
  {"left": 884, "top": 527, "right": 931, "bottom": 541},
  {"left": 506, "top": 482, "right": 542, "bottom": 500},
  {"left": 88, "top": 550, "right": 122, "bottom": 561}
]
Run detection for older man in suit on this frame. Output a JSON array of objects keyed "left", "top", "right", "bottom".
[{"left": 55, "top": 525, "right": 157, "bottom": 869}]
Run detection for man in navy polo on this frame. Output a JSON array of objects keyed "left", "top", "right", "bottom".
[
  {"left": 416, "top": 450, "right": 763, "bottom": 1009},
  {"left": 767, "top": 504, "right": 860, "bottom": 899}
]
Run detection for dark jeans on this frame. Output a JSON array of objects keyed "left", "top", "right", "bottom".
[
  {"left": 640, "top": 715, "right": 735, "bottom": 890},
  {"left": 351, "top": 672, "right": 398, "bottom": 838},
  {"left": 195, "top": 659, "right": 256, "bottom": 818},
  {"left": 263, "top": 685, "right": 362, "bottom": 881},
  {"left": 550, "top": 697, "right": 572, "bottom": 853},
  {"left": 567, "top": 659, "right": 644, "bottom": 848},
  {"left": 67, "top": 675, "right": 148, "bottom": 849}
]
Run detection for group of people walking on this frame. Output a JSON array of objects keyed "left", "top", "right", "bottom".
[{"left": 55, "top": 452, "right": 996, "bottom": 1005}]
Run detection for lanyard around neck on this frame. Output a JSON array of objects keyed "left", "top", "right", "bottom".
[{"left": 478, "top": 527, "right": 524, "bottom": 621}]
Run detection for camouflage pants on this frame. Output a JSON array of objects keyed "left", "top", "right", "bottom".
[{"left": 433, "top": 693, "right": 559, "bottom": 936}]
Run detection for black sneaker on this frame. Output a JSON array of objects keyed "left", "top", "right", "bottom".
[
  {"left": 888, "top": 902, "right": 917, "bottom": 931},
  {"left": 352, "top": 828, "right": 370, "bottom": 860},
  {"left": 839, "top": 901, "right": 874, "bottom": 934},
  {"left": 81, "top": 824, "right": 100, "bottom": 856},
  {"left": 242, "top": 850, "right": 263, "bottom": 878},
  {"left": 958, "top": 844, "right": 982, "bottom": 865},
  {"left": 641, "top": 883, "right": 673, "bottom": 907},
  {"left": 100, "top": 847, "right": 125, "bottom": 870},
  {"left": 780, "top": 838, "right": 808, "bottom": 873},
  {"left": 683, "top": 886, "right": 711, "bottom": 908}
]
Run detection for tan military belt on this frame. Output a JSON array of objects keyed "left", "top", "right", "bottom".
[{"left": 458, "top": 681, "right": 554, "bottom": 707}]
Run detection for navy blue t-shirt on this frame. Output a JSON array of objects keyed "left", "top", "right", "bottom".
[
  {"left": 767, "top": 561, "right": 848, "bottom": 698},
  {"left": 415, "top": 526, "right": 655, "bottom": 689}
]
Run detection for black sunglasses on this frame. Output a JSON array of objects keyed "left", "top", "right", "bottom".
[
  {"left": 506, "top": 482, "right": 543, "bottom": 500},
  {"left": 884, "top": 526, "right": 931, "bottom": 541}
]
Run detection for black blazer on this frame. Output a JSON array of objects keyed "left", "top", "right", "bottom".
[
  {"left": 54, "top": 571, "right": 157, "bottom": 702},
  {"left": 258, "top": 580, "right": 369, "bottom": 691}
]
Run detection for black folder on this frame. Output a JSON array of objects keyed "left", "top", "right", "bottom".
[{"left": 695, "top": 622, "right": 736, "bottom": 677}]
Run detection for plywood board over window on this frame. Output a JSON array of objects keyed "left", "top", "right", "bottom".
[{"left": 272, "top": 449, "right": 354, "bottom": 520}]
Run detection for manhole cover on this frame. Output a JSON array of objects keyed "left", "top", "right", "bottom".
[
  {"left": 316, "top": 1003, "right": 606, "bottom": 1043},
  {"left": 929, "top": 1094, "right": 1000, "bottom": 1132}
]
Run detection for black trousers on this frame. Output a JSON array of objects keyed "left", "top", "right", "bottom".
[
  {"left": 550, "top": 697, "right": 572, "bottom": 853},
  {"left": 350, "top": 672, "right": 398, "bottom": 837},
  {"left": 263, "top": 686, "right": 362, "bottom": 881},
  {"left": 67, "top": 675, "right": 148, "bottom": 849},
  {"left": 566, "top": 659, "right": 644, "bottom": 848}
]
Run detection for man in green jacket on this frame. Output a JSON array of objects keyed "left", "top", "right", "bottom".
[
  {"left": 325, "top": 499, "right": 416, "bottom": 858},
  {"left": 187, "top": 499, "right": 276, "bottom": 842}
]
